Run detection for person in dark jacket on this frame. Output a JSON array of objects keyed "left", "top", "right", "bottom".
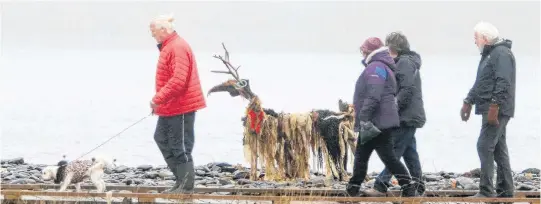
[
  {"left": 346, "top": 37, "right": 419, "bottom": 197},
  {"left": 362, "top": 32, "right": 427, "bottom": 197},
  {"left": 461, "top": 21, "right": 516, "bottom": 198}
]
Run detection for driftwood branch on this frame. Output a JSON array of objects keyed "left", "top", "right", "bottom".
[{"left": 212, "top": 43, "right": 242, "bottom": 83}]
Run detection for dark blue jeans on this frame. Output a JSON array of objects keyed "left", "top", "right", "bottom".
[{"left": 373, "top": 126, "right": 423, "bottom": 193}]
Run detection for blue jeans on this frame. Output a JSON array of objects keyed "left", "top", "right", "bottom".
[{"left": 373, "top": 126, "right": 423, "bottom": 193}]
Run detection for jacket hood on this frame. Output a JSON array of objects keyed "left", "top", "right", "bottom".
[
  {"left": 481, "top": 38, "right": 512, "bottom": 56},
  {"left": 362, "top": 46, "right": 394, "bottom": 67},
  {"left": 396, "top": 50, "right": 422, "bottom": 70}
]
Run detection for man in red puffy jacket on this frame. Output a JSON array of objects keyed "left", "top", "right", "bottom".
[{"left": 149, "top": 14, "right": 206, "bottom": 194}]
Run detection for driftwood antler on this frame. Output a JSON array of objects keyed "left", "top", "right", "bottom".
[
  {"left": 210, "top": 43, "right": 255, "bottom": 99},
  {"left": 211, "top": 43, "right": 242, "bottom": 83}
]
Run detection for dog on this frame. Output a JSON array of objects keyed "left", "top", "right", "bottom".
[{"left": 41, "top": 156, "right": 115, "bottom": 192}]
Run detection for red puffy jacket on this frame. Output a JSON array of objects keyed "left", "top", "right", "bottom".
[{"left": 152, "top": 32, "right": 206, "bottom": 116}]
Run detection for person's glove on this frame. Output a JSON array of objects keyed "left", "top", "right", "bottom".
[
  {"left": 357, "top": 121, "right": 381, "bottom": 145},
  {"left": 460, "top": 100, "right": 472, "bottom": 121},
  {"left": 487, "top": 103, "right": 500, "bottom": 126}
]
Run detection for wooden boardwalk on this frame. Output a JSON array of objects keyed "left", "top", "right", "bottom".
[{"left": 1, "top": 184, "right": 540, "bottom": 204}]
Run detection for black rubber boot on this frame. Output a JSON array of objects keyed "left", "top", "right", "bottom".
[
  {"left": 162, "top": 165, "right": 180, "bottom": 193},
  {"left": 165, "top": 161, "right": 195, "bottom": 194}
]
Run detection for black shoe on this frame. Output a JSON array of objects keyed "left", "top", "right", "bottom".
[
  {"left": 401, "top": 182, "right": 422, "bottom": 197},
  {"left": 165, "top": 161, "right": 195, "bottom": 194},
  {"left": 360, "top": 188, "right": 387, "bottom": 197},
  {"left": 346, "top": 184, "right": 361, "bottom": 197},
  {"left": 416, "top": 181, "right": 426, "bottom": 196},
  {"left": 497, "top": 195, "right": 514, "bottom": 204}
]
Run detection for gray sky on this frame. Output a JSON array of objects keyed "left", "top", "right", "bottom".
[{"left": 2, "top": 1, "right": 539, "bottom": 55}]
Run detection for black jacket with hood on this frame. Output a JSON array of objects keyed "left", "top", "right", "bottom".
[
  {"left": 392, "top": 50, "right": 427, "bottom": 128},
  {"left": 465, "top": 39, "right": 516, "bottom": 117}
]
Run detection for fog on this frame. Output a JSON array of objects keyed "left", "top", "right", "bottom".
[
  {"left": 1, "top": 1, "right": 539, "bottom": 55},
  {"left": 1, "top": 1, "right": 540, "bottom": 171}
]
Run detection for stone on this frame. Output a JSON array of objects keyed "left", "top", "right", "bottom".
[
  {"left": 115, "top": 174, "right": 127, "bottom": 179},
  {"left": 237, "top": 179, "right": 252, "bottom": 185},
  {"left": 516, "top": 174, "right": 531, "bottom": 182},
  {"left": 221, "top": 166, "right": 237, "bottom": 173},
  {"left": 158, "top": 171, "right": 174, "bottom": 179},
  {"left": 137, "top": 165, "right": 153, "bottom": 171},
  {"left": 222, "top": 184, "right": 235, "bottom": 188},
  {"left": 5, "top": 158, "right": 25, "bottom": 165},
  {"left": 522, "top": 168, "right": 540, "bottom": 175},
  {"left": 195, "top": 165, "right": 211, "bottom": 172},
  {"left": 465, "top": 168, "right": 482, "bottom": 178},
  {"left": 308, "top": 177, "right": 326, "bottom": 187},
  {"left": 210, "top": 165, "right": 221, "bottom": 172},
  {"left": 195, "top": 170, "right": 207, "bottom": 176},
  {"left": 456, "top": 177, "right": 475, "bottom": 187},
  {"left": 218, "top": 178, "right": 232, "bottom": 185},
  {"left": 424, "top": 174, "right": 443, "bottom": 182},
  {"left": 113, "top": 165, "right": 130, "bottom": 173},
  {"left": 233, "top": 170, "right": 250, "bottom": 180},
  {"left": 517, "top": 184, "right": 536, "bottom": 191},
  {"left": 209, "top": 171, "right": 220, "bottom": 178},
  {"left": 106, "top": 179, "right": 119, "bottom": 183},
  {"left": 195, "top": 180, "right": 208, "bottom": 185},
  {"left": 463, "top": 183, "right": 479, "bottom": 190},
  {"left": 9, "top": 179, "right": 35, "bottom": 184}
]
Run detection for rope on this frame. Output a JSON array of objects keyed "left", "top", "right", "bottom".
[
  {"left": 234, "top": 79, "right": 248, "bottom": 89},
  {"left": 71, "top": 113, "right": 151, "bottom": 162}
]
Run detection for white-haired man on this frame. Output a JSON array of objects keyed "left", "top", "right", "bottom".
[
  {"left": 461, "top": 21, "right": 516, "bottom": 198},
  {"left": 149, "top": 14, "right": 206, "bottom": 194}
]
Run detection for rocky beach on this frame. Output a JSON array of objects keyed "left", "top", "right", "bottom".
[{"left": 1, "top": 157, "right": 540, "bottom": 192}]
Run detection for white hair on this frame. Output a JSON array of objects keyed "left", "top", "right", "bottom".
[
  {"left": 151, "top": 13, "right": 175, "bottom": 32},
  {"left": 474, "top": 21, "right": 500, "bottom": 43}
]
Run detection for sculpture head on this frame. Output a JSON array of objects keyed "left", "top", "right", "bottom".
[
  {"left": 207, "top": 79, "right": 254, "bottom": 100},
  {"left": 207, "top": 43, "right": 256, "bottom": 100}
]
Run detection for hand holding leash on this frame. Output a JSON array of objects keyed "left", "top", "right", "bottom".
[{"left": 150, "top": 100, "right": 157, "bottom": 115}]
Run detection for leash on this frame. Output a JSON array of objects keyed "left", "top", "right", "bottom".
[{"left": 71, "top": 113, "right": 152, "bottom": 162}]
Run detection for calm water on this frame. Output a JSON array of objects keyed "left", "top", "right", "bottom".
[{"left": 1, "top": 50, "right": 539, "bottom": 173}]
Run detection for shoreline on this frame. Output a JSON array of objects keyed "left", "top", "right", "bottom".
[{"left": 1, "top": 157, "right": 539, "bottom": 192}]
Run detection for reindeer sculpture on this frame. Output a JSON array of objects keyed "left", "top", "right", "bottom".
[{"left": 207, "top": 43, "right": 357, "bottom": 181}]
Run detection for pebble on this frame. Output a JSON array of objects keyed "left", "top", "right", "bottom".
[
  {"left": 1, "top": 157, "right": 539, "bottom": 192},
  {"left": 517, "top": 184, "right": 536, "bottom": 191},
  {"left": 136, "top": 165, "right": 153, "bottom": 171},
  {"left": 423, "top": 174, "right": 443, "bottom": 182},
  {"left": 1, "top": 157, "right": 25, "bottom": 165},
  {"left": 522, "top": 168, "right": 540, "bottom": 175}
]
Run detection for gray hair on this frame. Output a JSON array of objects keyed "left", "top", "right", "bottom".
[
  {"left": 385, "top": 31, "right": 410, "bottom": 54},
  {"left": 151, "top": 13, "right": 175, "bottom": 31},
  {"left": 474, "top": 21, "right": 500, "bottom": 43}
]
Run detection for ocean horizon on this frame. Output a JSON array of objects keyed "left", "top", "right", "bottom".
[{"left": 1, "top": 50, "right": 539, "bottom": 174}]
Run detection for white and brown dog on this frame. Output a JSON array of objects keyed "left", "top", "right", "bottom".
[{"left": 41, "top": 156, "right": 115, "bottom": 192}]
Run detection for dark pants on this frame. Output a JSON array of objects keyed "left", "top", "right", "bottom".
[
  {"left": 374, "top": 126, "right": 422, "bottom": 192},
  {"left": 477, "top": 114, "right": 514, "bottom": 197},
  {"left": 348, "top": 128, "right": 412, "bottom": 187},
  {"left": 154, "top": 112, "right": 196, "bottom": 167}
]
